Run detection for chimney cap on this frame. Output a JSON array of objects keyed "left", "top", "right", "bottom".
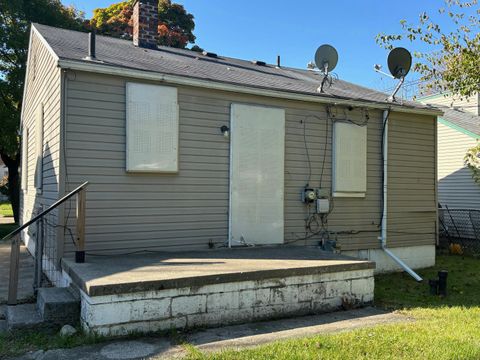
[
  {"left": 252, "top": 60, "right": 266, "bottom": 66},
  {"left": 202, "top": 51, "right": 218, "bottom": 58}
]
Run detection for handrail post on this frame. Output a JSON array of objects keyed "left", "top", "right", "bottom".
[
  {"left": 75, "top": 188, "right": 86, "bottom": 263},
  {"left": 7, "top": 234, "right": 21, "bottom": 305}
]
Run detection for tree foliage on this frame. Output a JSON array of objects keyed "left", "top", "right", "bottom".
[
  {"left": 0, "top": 0, "right": 84, "bottom": 156},
  {"left": 465, "top": 142, "right": 480, "bottom": 184},
  {"left": 91, "top": 0, "right": 196, "bottom": 48},
  {"left": 376, "top": 0, "right": 480, "bottom": 98},
  {"left": 0, "top": 0, "right": 84, "bottom": 221}
]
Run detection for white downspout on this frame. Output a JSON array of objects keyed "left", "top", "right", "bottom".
[{"left": 380, "top": 109, "right": 423, "bottom": 282}]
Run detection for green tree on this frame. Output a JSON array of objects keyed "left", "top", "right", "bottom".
[
  {"left": 0, "top": 0, "right": 84, "bottom": 222},
  {"left": 465, "top": 142, "right": 480, "bottom": 184},
  {"left": 91, "top": 0, "right": 196, "bottom": 49},
  {"left": 376, "top": 0, "right": 480, "bottom": 98}
]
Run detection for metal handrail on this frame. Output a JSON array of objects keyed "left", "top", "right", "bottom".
[
  {"left": 2, "top": 181, "right": 89, "bottom": 241},
  {"left": 6, "top": 181, "right": 88, "bottom": 305}
]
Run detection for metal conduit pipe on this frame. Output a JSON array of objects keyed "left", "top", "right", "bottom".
[{"left": 380, "top": 109, "right": 423, "bottom": 282}]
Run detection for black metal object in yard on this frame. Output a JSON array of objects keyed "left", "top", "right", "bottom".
[
  {"left": 429, "top": 279, "right": 439, "bottom": 295},
  {"left": 438, "top": 270, "right": 448, "bottom": 297}
]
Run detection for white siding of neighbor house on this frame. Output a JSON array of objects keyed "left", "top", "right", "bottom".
[
  {"left": 20, "top": 29, "right": 63, "bottom": 260},
  {"left": 421, "top": 92, "right": 479, "bottom": 116},
  {"left": 59, "top": 70, "right": 437, "bottom": 256},
  {"left": 437, "top": 122, "right": 480, "bottom": 209}
]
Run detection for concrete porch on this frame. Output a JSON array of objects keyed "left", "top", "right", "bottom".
[{"left": 61, "top": 247, "right": 375, "bottom": 336}]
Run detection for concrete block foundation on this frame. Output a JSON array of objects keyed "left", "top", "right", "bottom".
[
  {"left": 61, "top": 247, "right": 375, "bottom": 336},
  {"left": 80, "top": 268, "right": 374, "bottom": 336},
  {"left": 343, "top": 245, "right": 435, "bottom": 273}
]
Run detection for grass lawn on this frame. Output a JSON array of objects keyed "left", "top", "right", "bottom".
[
  {"left": 1, "top": 254, "right": 479, "bottom": 359},
  {"left": 182, "top": 255, "right": 480, "bottom": 360},
  {"left": 0, "top": 203, "right": 13, "bottom": 218}
]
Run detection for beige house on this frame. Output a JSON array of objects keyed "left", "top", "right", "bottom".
[
  {"left": 18, "top": 1, "right": 443, "bottom": 333},
  {"left": 419, "top": 92, "right": 480, "bottom": 209},
  {"left": 20, "top": 19, "right": 442, "bottom": 282}
]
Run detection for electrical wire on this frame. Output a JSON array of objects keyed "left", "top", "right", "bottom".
[
  {"left": 319, "top": 108, "right": 330, "bottom": 189},
  {"left": 302, "top": 117, "right": 312, "bottom": 186}
]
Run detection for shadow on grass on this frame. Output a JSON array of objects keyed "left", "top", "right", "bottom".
[{"left": 374, "top": 253, "right": 480, "bottom": 309}]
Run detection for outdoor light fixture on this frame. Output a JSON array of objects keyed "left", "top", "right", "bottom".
[{"left": 220, "top": 125, "right": 229, "bottom": 138}]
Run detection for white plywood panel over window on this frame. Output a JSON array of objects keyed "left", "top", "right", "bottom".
[
  {"left": 333, "top": 121, "right": 367, "bottom": 197},
  {"left": 229, "top": 103, "right": 285, "bottom": 245},
  {"left": 126, "top": 83, "right": 179, "bottom": 172}
]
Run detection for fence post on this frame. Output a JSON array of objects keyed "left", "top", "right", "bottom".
[
  {"left": 7, "top": 234, "right": 21, "bottom": 306},
  {"left": 33, "top": 218, "right": 44, "bottom": 291},
  {"left": 75, "top": 188, "right": 86, "bottom": 263}
]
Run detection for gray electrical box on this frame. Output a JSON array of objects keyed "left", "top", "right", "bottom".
[{"left": 316, "top": 198, "right": 330, "bottom": 214}]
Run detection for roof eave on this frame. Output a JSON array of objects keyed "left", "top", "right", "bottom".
[
  {"left": 57, "top": 58, "right": 443, "bottom": 117},
  {"left": 438, "top": 117, "right": 480, "bottom": 139}
]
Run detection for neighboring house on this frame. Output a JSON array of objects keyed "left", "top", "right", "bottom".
[
  {"left": 19, "top": 1, "right": 441, "bottom": 331},
  {"left": 419, "top": 93, "right": 480, "bottom": 209},
  {"left": 0, "top": 159, "right": 8, "bottom": 202}
]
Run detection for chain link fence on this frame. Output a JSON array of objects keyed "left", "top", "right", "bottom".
[{"left": 439, "top": 208, "right": 480, "bottom": 255}]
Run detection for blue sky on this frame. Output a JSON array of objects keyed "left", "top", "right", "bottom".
[{"left": 62, "top": 0, "right": 472, "bottom": 92}]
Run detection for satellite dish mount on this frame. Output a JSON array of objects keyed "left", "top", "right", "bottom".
[
  {"left": 314, "top": 44, "right": 338, "bottom": 93},
  {"left": 385, "top": 47, "right": 412, "bottom": 102}
]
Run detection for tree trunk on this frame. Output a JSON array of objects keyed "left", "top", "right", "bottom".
[{"left": 1, "top": 152, "right": 20, "bottom": 223}]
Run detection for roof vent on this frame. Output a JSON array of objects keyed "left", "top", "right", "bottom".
[
  {"left": 252, "top": 60, "right": 266, "bottom": 66},
  {"left": 202, "top": 51, "right": 218, "bottom": 58}
]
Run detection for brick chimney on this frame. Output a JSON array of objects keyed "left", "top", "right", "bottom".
[{"left": 132, "top": 0, "right": 158, "bottom": 49}]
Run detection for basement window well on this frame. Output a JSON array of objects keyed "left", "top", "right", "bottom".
[{"left": 332, "top": 121, "right": 367, "bottom": 197}]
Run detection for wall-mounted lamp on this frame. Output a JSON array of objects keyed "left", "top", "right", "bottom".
[{"left": 220, "top": 125, "right": 229, "bottom": 139}]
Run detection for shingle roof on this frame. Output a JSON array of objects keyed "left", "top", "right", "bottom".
[
  {"left": 34, "top": 23, "right": 438, "bottom": 113},
  {"left": 438, "top": 106, "right": 480, "bottom": 137}
]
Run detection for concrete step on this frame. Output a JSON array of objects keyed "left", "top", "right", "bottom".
[
  {"left": 6, "top": 303, "right": 43, "bottom": 331},
  {"left": 37, "top": 287, "right": 80, "bottom": 325},
  {"left": 6, "top": 287, "right": 81, "bottom": 331}
]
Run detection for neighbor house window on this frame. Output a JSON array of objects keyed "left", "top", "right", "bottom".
[
  {"left": 34, "top": 103, "right": 44, "bottom": 193},
  {"left": 332, "top": 121, "right": 367, "bottom": 197},
  {"left": 126, "top": 83, "right": 179, "bottom": 172}
]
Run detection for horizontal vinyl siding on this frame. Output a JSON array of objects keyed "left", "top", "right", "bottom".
[
  {"left": 387, "top": 112, "right": 437, "bottom": 248},
  {"left": 437, "top": 122, "right": 480, "bottom": 209},
  {"left": 20, "top": 31, "right": 62, "bottom": 257},
  {"left": 422, "top": 93, "right": 479, "bottom": 116},
  {"left": 63, "top": 71, "right": 436, "bottom": 255}
]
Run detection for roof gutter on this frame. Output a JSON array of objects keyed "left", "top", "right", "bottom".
[{"left": 57, "top": 59, "right": 443, "bottom": 117}]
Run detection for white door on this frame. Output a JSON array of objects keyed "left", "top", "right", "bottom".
[{"left": 229, "top": 103, "right": 285, "bottom": 246}]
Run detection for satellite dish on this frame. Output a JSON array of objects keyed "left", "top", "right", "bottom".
[
  {"left": 387, "top": 47, "right": 412, "bottom": 79},
  {"left": 314, "top": 44, "right": 338, "bottom": 74}
]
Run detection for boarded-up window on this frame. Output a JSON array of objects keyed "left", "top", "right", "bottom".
[
  {"left": 21, "top": 127, "right": 29, "bottom": 191},
  {"left": 332, "top": 122, "right": 367, "bottom": 197},
  {"left": 126, "top": 83, "right": 179, "bottom": 172},
  {"left": 34, "top": 104, "right": 44, "bottom": 192},
  {"left": 229, "top": 103, "right": 285, "bottom": 245}
]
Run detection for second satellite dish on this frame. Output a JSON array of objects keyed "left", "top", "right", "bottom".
[
  {"left": 387, "top": 47, "right": 412, "bottom": 79},
  {"left": 315, "top": 44, "right": 338, "bottom": 74}
]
